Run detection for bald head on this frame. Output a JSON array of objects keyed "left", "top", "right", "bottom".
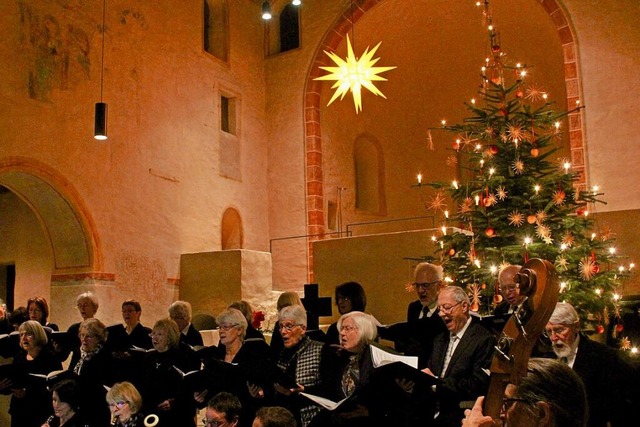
[{"left": 499, "top": 265, "right": 524, "bottom": 306}]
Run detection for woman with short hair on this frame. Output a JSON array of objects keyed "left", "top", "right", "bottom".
[
  {"left": 0, "top": 320, "right": 62, "bottom": 427},
  {"left": 27, "top": 296, "right": 59, "bottom": 331},
  {"left": 195, "top": 308, "right": 274, "bottom": 424},
  {"left": 42, "top": 378, "right": 83, "bottom": 427},
  {"left": 106, "top": 381, "right": 145, "bottom": 427},
  {"left": 139, "top": 318, "right": 199, "bottom": 427}
]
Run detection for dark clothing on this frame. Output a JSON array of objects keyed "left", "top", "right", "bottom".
[
  {"left": 137, "top": 347, "right": 199, "bottom": 427},
  {"left": 112, "top": 413, "right": 145, "bottom": 427},
  {"left": 571, "top": 333, "right": 639, "bottom": 427},
  {"left": 272, "top": 322, "right": 326, "bottom": 356},
  {"left": 106, "top": 323, "right": 153, "bottom": 351},
  {"left": 8, "top": 346, "right": 63, "bottom": 427},
  {"left": 180, "top": 324, "right": 204, "bottom": 348},
  {"left": 325, "top": 322, "right": 340, "bottom": 345},
  {"left": 404, "top": 300, "right": 447, "bottom": 368},
  {"left": 72, "top": 346, "right": 115, "bottom": 427},
  {"left": 245, "top": 324, "right": 266, "bottom": 341},
  {"left": 427, "top": 320, "right": 495, "bottom": 426},
  {"left": 201, "top": 340, "right": 275, "bottom": 427},
  {"left": 45, "top": 413, "right": 86, "bottom": 427}
]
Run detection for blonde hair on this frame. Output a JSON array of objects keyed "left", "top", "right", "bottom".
[
  {"left": 152, "top": 318, "right": 180, "bottom": 350},
  {"left": 106, "top": 381, "right": 143, "bottom": 414},
  {"left": 19, "top": 320, "right": 48, "bottom": 347}
]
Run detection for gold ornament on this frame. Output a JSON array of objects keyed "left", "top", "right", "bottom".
[
  {"left": 562, "top": 232, "right": 575, "bottom": 247},
  {"left": 496, "top": 186, "right": 508, "bottom": 201},
  {"left": 427, "top": 130, "right": 434, "bottom": 151},
  {"left": 508, "top": 211, "right": 525, "bottom": 226},
  {"left": 620, "top": 337, "right": 631, "bottom": 351},
  {"left": 552, "top": 189, "right": 566, "bottom": 206},
  {"left": 525, "top": 84, "right": 546, "bottom": 101},
  {"left": 507, "top": 124, "right": 526, "bottom": 142},
  {"left": 556, "top": 256, "right": 569, "bottom": 271},
  {"left": 578, "top": 256, "right": 598, "bottom": 281},
  {"left": 511, "top": 158, "right": 525, "bottom": 174},
  {"left": 536, "top": 224, "right": 552, "bottom": 240},
  {"left": 428, "top": 190, "right": 447, "bottom": 212},
  {"left": 459, "top": 197, "right": 474, "bottom": 215},
  {"left": 446, "top": 155, "right": 458, "bottom": 166},
  {"left": 535, "top": 210, "right": 547, "bottom": 223}
]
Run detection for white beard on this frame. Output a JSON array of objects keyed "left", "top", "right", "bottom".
[{"left": 552, "top": 340, "right": 572, "bottom": 358}]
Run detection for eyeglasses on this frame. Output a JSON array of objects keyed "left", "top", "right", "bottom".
[
  {"left": 437, "top": 301, "right": 463, "bottom": 314},
  {"left": 217, "top": 324, "right": 238, "bottom": 331},
  {"left": 504, "top": 285, "right": 519, "bottom": 293},
  {"left": 279, "top": 323, "right": 301, "bottom": 332},
  {"left": 414, "top": 281, "right": 441, "bottom": 289},
  {"left": 543, "top": 325, "right": 570, "bottom": 339},
  {"left": 340, "top": 325, "right": 358, "bottom": 333},
  {"left": 202, "top": 418, "right": 226, "bottom": 426},
  {"left": 501, "top": 397, "right": 527, "bottom": 414},
  {"left": 109, "top": 401, "right": 128, "bottom": 409}
]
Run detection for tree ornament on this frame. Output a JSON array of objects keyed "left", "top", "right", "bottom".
[
  {"left": 530, "top": 148, "right": 539, "bottom": 157},
  {"left": 616, "top": 324, "right": 624, "bottom": 333},
  {"left": 508, "top": 211, "right": 524, "bottom": 226},
  {"left": 489, "top": 145, "right": 499, "bottom": 155},
  {"left": 552, "top": 189, "right": 566, "bottom": 206},
  {"left": 527, "top": 215, "right": 537, "bottom": 224},
  {"left": 485, "top": 227, "right": 495, "bottom": 237},
  {"left": 448, "top": 247, "right": 456, "bottom": 256},
  {"left": 576, "top": 208, "right": 586, "bottom": 216},
  {"left": 596, "top": 325, "right": 605, "bottom": 334},
  {"left": 579, "top": 256, "right": 598, "bottom": 280}
]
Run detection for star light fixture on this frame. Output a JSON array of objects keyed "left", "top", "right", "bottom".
[{"left": 314, "top": 34, "right": 396, "bottom": 114}]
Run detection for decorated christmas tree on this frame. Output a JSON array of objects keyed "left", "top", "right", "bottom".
[{"left": 422, "top": 1, "right": 633, "bottom": 332}]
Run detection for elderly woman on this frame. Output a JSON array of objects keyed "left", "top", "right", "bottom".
[
  {"left": 195, "top": 308, "right": 273, "bottom": 423},
  {"left": 106, "top": 381, "right": 145, "bottom": 427},
  {"left": 310, "top": 311, "right": 380, "bottom": 427},
  {"left": 273, "top": 304, "right": 324, "bottom": 427},
  {"left": 42, "top": 379, "right": 83, "bottom": 427},
  {"left": 0, "top": 320, "right": 62, "bottom": 427},
  {"left": 72, "top": 318, "right": 113, "bottom": 427},
  {"left": 55, "top": 292, "right": 100, "bottom": 365},
  {"left": 138, "top": 318, "right": 199, "bottom": 427},
  {"left": 270, "top": 292, "right": 304, "bottom": 356}
]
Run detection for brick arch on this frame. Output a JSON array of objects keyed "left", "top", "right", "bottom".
[{"left": 303, "top": 0, "right": 585, "bottom": 281}]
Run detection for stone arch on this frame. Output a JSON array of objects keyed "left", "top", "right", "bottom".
[
  {"left": 221, "top": 206, "right": 244, "bottom": 249},
  {"left": 303, "top": 0, "right": 586, "bottom": 281},
  {"left": 0, "top": 157, "right": 102, "bottom": 273}
]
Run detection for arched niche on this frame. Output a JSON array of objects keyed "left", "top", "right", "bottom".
[{"left": 221, "top": 207, "right": 244, "bottom": 250}]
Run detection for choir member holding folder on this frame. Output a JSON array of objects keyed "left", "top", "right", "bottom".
[{"left": 0, "top": 320, "right": 62, "bottom": 427}]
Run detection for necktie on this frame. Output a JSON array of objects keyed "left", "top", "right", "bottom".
[
  {"left": 441, "top": 334, "right": 458, "bottom": 376},
  {"left": 421, "top": 306, "right": 430, "bottom": 318}
]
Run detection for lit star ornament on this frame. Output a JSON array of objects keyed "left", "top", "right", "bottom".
[{"left": 315, "top": 35, "right": 396, "bottom": 114}]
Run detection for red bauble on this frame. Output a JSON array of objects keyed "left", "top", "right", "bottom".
[
  {"left": 527, "top": 215, "right": 537, "bottom": 224},
  {"left": 485, "top": 227, "right": 495, "bottom": 237},
  {"left": 489, "top": 145, "right": 499, "bottom": 155},
  {"left": 530, "top": 148, "right": 539, "bottom": 157},
  {"left": 499, "top": 108, "right": 508, "bottom": 116},
  {"left": 483, "top": 198, "right": 492, "bottom": 207},
  {"left": 453, "top": 141, "right": 460, "bottom": 150},
  {"left": 448, "top": 248, "right": 456, "bottom": 256},
  {"left": 596, "top": 325, "right": 605, "bottom": 334},
  {"left": 493, "top": 294, "right": 503, "bottom": 304},
  {"left": 516, "top": 90, "right": 524, "bottom": 98},
  {"left": 616, "top": 324, "right": 624, "bottom": 333},
  {"left": 577, "top": 208, "right": 585, "bottom": 216},
  {"left": 593, "top": 262, "right": 599, "bottom": 274},
  {"left": 481, "top": 283, "right": 487, "bottom": 290}
]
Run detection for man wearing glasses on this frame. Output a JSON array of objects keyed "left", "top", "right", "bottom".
[
  {"left": 202, "top": 392, "right": 242, "bottom": 427},
  {"left": 423, "top": 286, "right": 495, "bottom": 426},
  {"left": 400, "top": 262, "right": 448, "bottom": 368},
  {"left": 545, "top": 302, "right": 637, "bottom": 427}
]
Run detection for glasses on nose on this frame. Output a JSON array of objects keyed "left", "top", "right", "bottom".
[
  {"left": 109, "top": 401, "right": 128, "bottom": 410},
  {"left": 279, "top": 323, "right": 300, "bottom": 332},
  {"left": 217, "top": 324, "right": 237, "bottom": 331},
  {"left": 340, "top": 325, "right": 358, "bottom": 333},
  {"left": 501, "top": 397, "right": 527, "bottom": 414},
  {"left": 202, "top": 418, "right": 226, "bottom": 426},
  {"left": 414, "top": 281, "right": 440, "bottom": 289},
  {"left": 504, "top": 286, "right": 519, "bottom": 294},
  {"left": 80, "top": 334, "right": 97, "bottom": 340},
  {"left": 543, "top": 325, "right": 570, "bottom": 339},
  {"left": 437, "top": 301, "right": 463, "bottom": 314}
]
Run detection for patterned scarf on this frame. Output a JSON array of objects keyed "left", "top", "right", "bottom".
[
  {"left": 73, "top": 344, "right": 103, "bottom": 375},
  {"left": 341, "top": 353, "right": 360, "bottom": 397}
]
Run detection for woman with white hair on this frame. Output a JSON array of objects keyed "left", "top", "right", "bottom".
[
  {"left": 194, "top": 308, "right": 274, "bottom": 423},
  {"left": 310, "top": 311, "right": 380, "bottom": 427}
]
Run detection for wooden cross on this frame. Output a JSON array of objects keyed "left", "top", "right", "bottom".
[{"left": 301, "top": 283, "right": 332, "bottom": 331}]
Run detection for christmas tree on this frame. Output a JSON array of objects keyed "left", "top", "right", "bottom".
[{"left": 422, "top": 1, "right": 633, "bottom": 330}]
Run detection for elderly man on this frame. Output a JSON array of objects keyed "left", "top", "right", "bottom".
[
  {"left": 462, "top": 358, "right": 587, "bottom": 427},
  {"left": 401, "top": 262, "right": 448, "bottom": 367},
  {"left": 274, "top": 304, "right": 323, "bottom": 427},
  {"left": 493, "top": 264, "right": 524, "bottom": 315},
  {"left": 169, "top": 300, "right": 203, "bottom": 347},
  {"left": 545, "top": 302, "right": 637, "bottom": 427},
  {"left": 424, "top": 285, "right": 495, "bottom": 426}
]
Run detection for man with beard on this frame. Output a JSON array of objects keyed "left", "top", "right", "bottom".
[{"left": 545, "top": 302, "right": 638, "bottom": 426}]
